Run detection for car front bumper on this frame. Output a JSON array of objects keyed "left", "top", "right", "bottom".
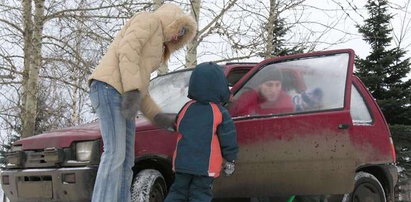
[{"left": 1, "top": 167, "right": 97, "bottom": 202}]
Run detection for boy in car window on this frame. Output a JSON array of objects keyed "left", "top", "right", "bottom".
[{"left": 229, "top": 68, "right": 295, "bottom": 117}]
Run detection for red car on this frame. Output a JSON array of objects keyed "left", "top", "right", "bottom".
[{"left": 1, "top": 49, "right": 397, "bottom": 202}]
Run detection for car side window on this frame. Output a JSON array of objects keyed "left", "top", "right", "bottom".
[
  {"left": 228, "top": 53, "right": 349, "bottom": 117},
  {"left": 227, "top": 68, "right": 252, "bottom": 88},
  {"left": 350, "top": 85, "right": 373, "bottom": 124}
]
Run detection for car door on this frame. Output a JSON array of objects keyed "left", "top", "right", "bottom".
[{"left": 213, "top": 49, "right": 357, "bottom": 197}]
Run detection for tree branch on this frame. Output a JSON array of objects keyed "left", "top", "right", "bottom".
[
  {"left": 40, "top": 75, "right": 88, "bottom": 92},
  {"left": 0, "top": 18, "right": 23, "bottom": 33},
  {"left": 44, "top": 2, "right": 146, "bottom": 21},
  {"left": 198, "top": 0, "right": 238, "bottom": 39}
]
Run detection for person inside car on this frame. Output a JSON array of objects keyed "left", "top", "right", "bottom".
[
  {"left": 229, "top": 67, "right": 295, "bottom": 117},
  {"left": 292, "top": 87, "right": 323, "bottom": 112}
]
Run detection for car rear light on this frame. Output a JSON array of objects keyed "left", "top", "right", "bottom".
[
  {"left": 389, "top": 137, "right": 397, "bottom": 162},
  {"left": 62, "top": 173, "right": 76, "bottom": 184},
  {"left": 2, "top": 175, "right": 9, "bottom": 185}
]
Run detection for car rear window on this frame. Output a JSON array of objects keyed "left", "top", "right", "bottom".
[{"left": 350, "top": 84, "right": 373, "bottom": 124}]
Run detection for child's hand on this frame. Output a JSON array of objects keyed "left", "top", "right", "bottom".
[{"left": 223, "top": 161, "right": 235, "bottom": 176}]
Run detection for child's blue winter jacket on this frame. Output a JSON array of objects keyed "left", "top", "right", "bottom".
[{"left": 173, "top": 62, "right": 238, "bottom": 178}]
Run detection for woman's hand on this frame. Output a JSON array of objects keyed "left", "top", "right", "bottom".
[
  {"left": 153, "top": 113, "right": 176, "bottom": 131},
  {"left": 121, "top": 90, "right": 141, "bottom": 120}
]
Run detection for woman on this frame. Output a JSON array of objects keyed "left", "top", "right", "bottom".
[{"left": 88, "top": 4, "right": 197, "bottom": 202}]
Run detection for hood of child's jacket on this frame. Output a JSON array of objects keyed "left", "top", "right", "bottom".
[
  {"left": 153, "top": 3, "right": 197, "bottom": 55},
  {"left": 188, "top": 62, "right": 230, "bottom": 103}
]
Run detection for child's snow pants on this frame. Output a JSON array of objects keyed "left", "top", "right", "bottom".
[{"left": 164, "top": 172, "right": 214, "bottom": 202}]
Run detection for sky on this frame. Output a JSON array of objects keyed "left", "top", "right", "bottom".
[
  {"left": 298, "top": 0, "right": 410, "bottom": 59},
  {"left": 169, "top": 0, "right": 411, "bottom": 73},
  {"left": 311, "top": 0, "right": 411, "bottom": 79}
]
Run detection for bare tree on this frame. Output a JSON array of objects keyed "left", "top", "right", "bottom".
[
  {"left": 233, "top": 0, "right": 308, "bottom": 59},
  {"left": 20, "top": 0, "right": 45, "bottom": 138},
  {"left": 261, "top": 0, "right": 307, "bottom": 58},
  {"left": 152, "top": 0, "right": 170, "bottom": 75},
  {"left": 390, "top": 0, "right": 411, "bottom": 50},
  {"left": 155, "top": 0, "right": 244, "bottom": 71},
  {"left": 184, "top": 0, "right": 200, "bottom": 68},
  {"left": 0, "top": 0, "right": 152, "bottom": 140},
  {"left": 156, "top": 0, "right": 241, "bottom": 70},
  {"left": 264, "top": 0, "right": 278, "bottom": 58},
  {"left": 328, "top": 0, "right": 411, "bottom": 53}
]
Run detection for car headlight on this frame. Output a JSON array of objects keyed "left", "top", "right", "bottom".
[
  {"left": 6, "top": 144, "right": 24, "bottom": 167},
  {"left": 75, "top": 141, "right": 96, "bottom": 161},
  {"left": 6, "top": 151, "right": 24, "bottom": 167}
]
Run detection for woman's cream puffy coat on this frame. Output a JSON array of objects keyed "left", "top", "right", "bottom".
[{"left": 88, "top": 4, "right": 196, "bottom": 121}]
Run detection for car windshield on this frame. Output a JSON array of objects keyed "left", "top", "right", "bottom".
[{"left": 148, "top": 70, "right": 193, "bottom": 114}]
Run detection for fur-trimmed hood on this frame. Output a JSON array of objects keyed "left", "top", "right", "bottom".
[{"left": 153, "top": 4, "right": 197, "bottom": 60}]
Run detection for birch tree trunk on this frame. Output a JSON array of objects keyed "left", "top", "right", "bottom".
[
  {"left": 21, "top": 0, "right": 33, "bottom": 138},
  {"left": 153, "top": 0, "right": 169, "bottom": 75},
  {"left": 264, "top": 0, "right": 277, "bottom": 59},
  {"left": 22, "top": 0, "right": 33, "bottom": 92},
  {"left": 70, "top": 3, "right": 84, "bottom": 125},
  {"left": 21, "top": 0, "right": 44, "bottom": 138},
  {"left": 185, "top": 0, "right": 200, "bottom": 68}
]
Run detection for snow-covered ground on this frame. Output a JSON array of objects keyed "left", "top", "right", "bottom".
[
  {"left": 0, "top": 186, "right": 5, "bottom": 202},
  {"left": 0, "top": 178, "right": 9, "bottom": 202}
]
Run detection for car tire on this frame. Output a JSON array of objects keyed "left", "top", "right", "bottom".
[
  {"left": 342, "top": 171, "right": 386, "bottom": 202},
  {"left": 131, "top": 169, "right": 167, "bottom": 202}
]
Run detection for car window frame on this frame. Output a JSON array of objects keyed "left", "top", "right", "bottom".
[{"left": 229, "top": 49, "right": 355, "bottom": 120}]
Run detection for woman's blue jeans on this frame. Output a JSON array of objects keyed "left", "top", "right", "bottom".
[{"left": 89, "top": 80, "right": 135, "bottom": 202}]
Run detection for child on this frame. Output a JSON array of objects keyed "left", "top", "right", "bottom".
[{"left": 164, "top": 62, "right": 239, "bottom": 202}]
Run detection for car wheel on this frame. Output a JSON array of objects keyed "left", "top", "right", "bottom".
[
  {"left": 342, "top": 171, "right": 386, "bottom": 202},
  {"left": 131, "top": 169, "right": 167, "bottom": 202}
]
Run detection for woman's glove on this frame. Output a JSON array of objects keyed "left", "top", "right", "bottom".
[
  {"left": 223, "top": 161, "right": 235, "bottom": 176},
  {"left": 121, "top": 90, "right": 141, "bottom": 120},
  {"left": 153, "top": 113, "right": 176, "bottom": 131}
]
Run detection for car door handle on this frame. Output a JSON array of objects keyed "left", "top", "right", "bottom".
[{"left": 338, "top": 123, "right": 350, "bottom": 129}]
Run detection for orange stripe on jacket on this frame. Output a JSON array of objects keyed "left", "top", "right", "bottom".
[
  {"left": 208, "top": 102, "right": 223, "bottom": 177},
  {"left": 173, "top": 100, "right": 196, "bottom": 172}
]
